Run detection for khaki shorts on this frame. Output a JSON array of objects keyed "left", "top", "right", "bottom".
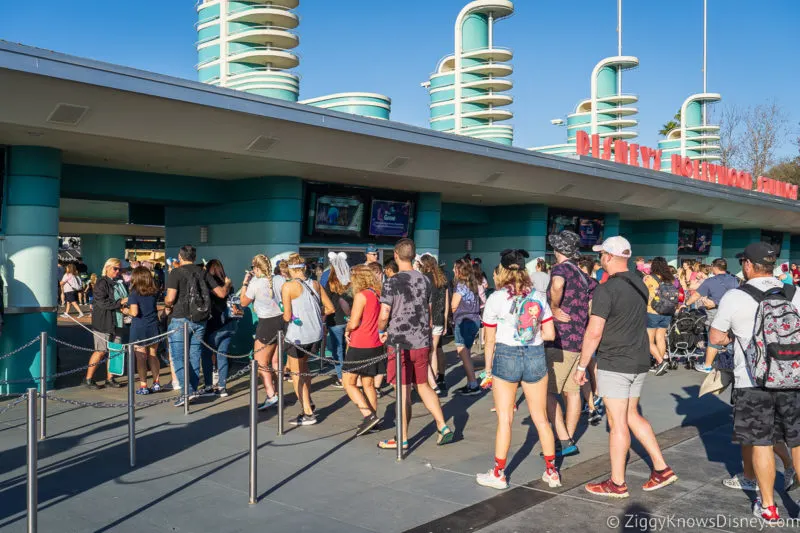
[
  {"left": 546, "top": 347, "right": 581, "bottom": 394},
  {"left": 93, "top": 332, "right": 122, "bottom": 352}
]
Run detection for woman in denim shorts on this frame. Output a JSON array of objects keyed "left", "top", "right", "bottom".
[{"left": 476, "top": 249, "right": 560, "bottom": 491}]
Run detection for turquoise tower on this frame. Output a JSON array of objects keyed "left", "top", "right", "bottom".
[
  {"left": 423, "top": 1, "right": 515, "bottom": 145},
  {"left": 657, "top": 93, "right": 721, "bottom": 172}
]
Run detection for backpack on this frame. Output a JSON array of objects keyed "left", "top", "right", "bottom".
[
  {"left": 186, "top": 267, "right": 211, "bottom": 323},
  {"left": 738, "top": 284, "right": 800, "bottom": 390},
  {"left": 509, "top": 292, "right": 548, "bottom": 344},
  {"left": 650, "top": 275, "right": 680, "bottom": 316}
]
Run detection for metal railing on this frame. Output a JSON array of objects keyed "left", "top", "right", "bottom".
[{"left": 227, "top": 46, "right": 301, "bottom": 60}]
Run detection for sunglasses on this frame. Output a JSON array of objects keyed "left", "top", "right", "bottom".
[{"left": 110, "top": 266, "right": 120, "bottom": 271}]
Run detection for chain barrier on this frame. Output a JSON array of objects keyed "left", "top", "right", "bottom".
[
  {"left": 0, "top": 335, "right": 41, "bottom": 361},
  {"left": 44, "top": 391, "right": 190, "bottom": 409},
  {"left": 51, "top": 336, "right": 98, "bottom": 353},
  {"left": 197, "top": 334, "right": 278, "bottom": 359},
  {"left": 0, "top": 348, "right": 125, "bottom": 386},
  {"left": 0, "top": 393, "right": 28, "bottom": 417}
]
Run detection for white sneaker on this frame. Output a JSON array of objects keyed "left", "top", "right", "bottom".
[
  {"left": 723, "top": 474, "right": 759, "bottom": 491},
  {"left": 476, "top": 469, "right": 509, "bottom": 490},
  {"left": 542, "top": 467, "right": 562, "bottom": 488},
  {"left": 786, "top": 467, "right": 796, "bottom": 491},
  {"left": 78, "top": 313, "right": 85, "bottom": 318},
  {"left": 61, "top": 313, "right": 70, "bottom": 318}
]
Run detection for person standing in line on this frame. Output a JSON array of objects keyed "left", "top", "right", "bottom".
[
  {"left": 377, "top": 238, "right": 454, "bottom": 450},
  {"left": 57, "top": 259, "right": 66, "bottom": 308},
  {"left": 282, "top": 253, "right": 335, "bottom": 426},
  {"left": 365, "top": 244, "right": 379, "bottom": 265},
  {"left": 545, "top": 231, "right": 598, "bottom": 457},
  {"left": 60, "top": 263, "right": 85, "bottom": 318},
  {"left": 643, "top": 257, "right": 678, "bottom": 377},
  {"left": 240, "top": 254, "right": 283, "bottom": 408},
  {"left": 476, "top": 249, "right": 560, "bottom": 490},
  {"left": 452, "top": 260, "right": 483, "bottom": 395},
  {"left": 165, "top": 245, "right": 231, "bottom": 407},
  {"left": 419, "top": 254, "right": 449, "bottom": 396},
  {"left": 707, "top": 242, "right": 800, "bottom": 523},
  {"left": 531, "top": 258, "right": 550, "bottom": 293},
  {"left": 368, "top": 260, "right": 389, "bottom": 391},
  {"left": 574, "top": 236, "right": 677, "bottom": 498},
  {"left": 202, "top": 259, "right": 234, "bottom": 397},
  {"left": 128, "top": 266, "right": 162, "bottom": 394},
  {"left": 84, "top": 258, "right": 128, "bottom": 389},
  {"left": 323, "top": 252, "right": 353, "bottom": 389},
  {"left": 343, "top": 264, "right": 386, "bottom": 436}
]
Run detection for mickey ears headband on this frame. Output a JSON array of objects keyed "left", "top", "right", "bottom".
[{"left": 500, "top": 249, "right": 530, "bottom": 269}]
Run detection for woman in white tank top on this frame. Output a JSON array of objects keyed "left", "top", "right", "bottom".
[{"left": 281, "top": 254, "right": 334, "bottom": 427}]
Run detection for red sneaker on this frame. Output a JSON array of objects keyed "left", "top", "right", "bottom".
[
  {"left": 754, "top": 498, "right": 781, "bottom": 525},
  {"left": 643, "top": 467, "right": 678, "bottom": 491},
  {"left": 585, "top": 478, "right": 629, "bottom": 498}
]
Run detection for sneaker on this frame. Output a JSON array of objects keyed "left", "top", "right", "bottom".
[
  {"left": 786, "top": 467, "right": 796, "bottom": 491},
  {"left": 542, "top": 467, "right": 562, "bottom": 488},
  {"left": 215, "top": 388, "right": 229, "bottom": 398},
  {"left": 355, "top": 414, "right": 381, "bottom": 436},
  {"left": 151, "top": 383, "right": 162, "bottom": 393},
  {"left": 212, "top": 370, "right": 220, "bottom": 388},
  {"left": 107, "top": 377, "right": 124, "bottom": 388},
  {"left": 258, "top": 395, "right": 278, "bottom": 410},
  {"left": 61, "top": 313, "right": 70, "bottom": 318},
  {"left": 455, "top": 384, "right": 482, "bottom": 396},
  {"left": 198, "top": 387, "right": 216, "bottom": 398},
  {"left": 585, "top": 478, "right": 629, "bottom": 498},
  {"left": 332, "top": 379, "right": 344, "bottom": 389},
  {"left": 753, "top": 498, "right": 781, "bottom": 525},
  {"left": 135, "top": 386, "right": 150, "bottom": 395},
  {"left": 694, "top": 362, "right": 713, "bottom": 373},
  {"left": 83, "top": 378, "right": 101, "bottom": 390},
  {"left": 723, "top": 474, "right": 759, "bottom": 491},
  {"left": 642, "top": 467, "right": 678, "bottom": 491},
  {"left": 652, "top": 360, "right": 669, "bottom": 376},
  {"left": 476, "top": 469, "right": 509, "bottom": 490},
  {"left": 77, "top": 313, "right": 85, "bottom": 318},
  {"left": 542, "top": 440, "right": 579, "bottom": 458},
  {"left": 588, "top": 410, "right": 603, "bottom": 426},
  {"left": 174, "top": 396, "right": 186, "bottom": 407},
  {"left": 593, "top": 396, "right": 603, "bottom": 408},
  {"left": 290, "top": 413, "right": 317, "bottom": 426}
]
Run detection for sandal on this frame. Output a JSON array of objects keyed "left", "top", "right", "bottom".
[
  {"left": 437, "top": 425, "right": 454, "bottom": 446},
  {"left": 136, "top": 387, "right": 151, "bottom": 395},
  {"left": 378, "top": 438, "right": 408, "bottom": 450}
]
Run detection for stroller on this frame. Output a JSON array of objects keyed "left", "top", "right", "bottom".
[{"left": 666, "top": 308, "right": 707, "bottom": 369}]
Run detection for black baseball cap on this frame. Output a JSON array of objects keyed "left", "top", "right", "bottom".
[{"left": 736, "top": 242, "right": 778, "bottom": 265}]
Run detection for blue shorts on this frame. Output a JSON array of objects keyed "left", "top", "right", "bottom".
[
  {"left": 647, "top": 313, "right": 672, "bottom": 329},
  {"left": 454, "top": 319, "right": 480, "bottom": 349},
  {"left": 492, "top": 343, "right": 547, "bottom": 384}
]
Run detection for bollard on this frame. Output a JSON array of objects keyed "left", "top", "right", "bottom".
[
  {"left": 183, "top": 322, "right": 190, "bottom": 415},
  {"left": 27, "top": 388, "right": 37, "bottom": 533},
  {"left": 39, "top": 332, "right": 47, "bottom": 441},
  {"left": 276, "top": 331, "right": 284, "bottom": 436},
  {"left": 249, "top": 359, "right": 258, "bottom": 504},
  {"left": 127, "top": 344, "right": 136, "bottom": 468},
  {"left": 395, "top": 344, "right": 403, "bottom": 462}
]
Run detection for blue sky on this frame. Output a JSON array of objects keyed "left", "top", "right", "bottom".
[{"left": 3, "top": 0, "right": 799, "bottom": 158}]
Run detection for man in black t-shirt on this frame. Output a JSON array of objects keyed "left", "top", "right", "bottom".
[
  {"left": 164, "top": 245, "right": 230, "bottom": 405},
  {"left": 573, "top": 236, "right": 677, "bottom": 498}
]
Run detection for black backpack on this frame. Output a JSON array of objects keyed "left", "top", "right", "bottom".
[{"left": 186, "top": 267, "right": 211, "bottom": 322}]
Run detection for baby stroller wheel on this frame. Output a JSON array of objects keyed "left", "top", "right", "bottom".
[{"left": 669, "top": 359, "right": 680, "bottom": 370}]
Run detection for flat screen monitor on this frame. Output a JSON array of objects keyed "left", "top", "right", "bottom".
[
  {"left": 549, "top": 214, "right": 578, "bottom": 235},
  {"left": 369, "top": 199, "right": 412, "bottom": 238},
  {"left": 678, "top": 227, "right": 697, "bottom": 253},
  {"left": 578, "top": 217, "right": 604, "bottom": 247},
  {"left": 762, "top": 230, "right": 783, "bottom": 256},
  {"left": 694, "top": 228, "right": 712, "bottom": 254},
  {"left": 313, "top": 195, "right": 364, "bottom": 236}
]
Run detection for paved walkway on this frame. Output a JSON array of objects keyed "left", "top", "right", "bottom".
[{"left": 0, "top": 322, "right": 789, "bottom": 532}]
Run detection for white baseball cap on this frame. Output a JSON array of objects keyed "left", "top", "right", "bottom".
[{"left": 592, "top": 236, "right": 632, "bottom": 258}]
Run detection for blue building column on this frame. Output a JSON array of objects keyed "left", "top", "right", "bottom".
[
  {"left": 1, "top": 146, "right": 60, "bottom": 393},
  {"left": 621, "top": 219, "right": 680, "bottom": 265},
  {"left": 709, "top": 224, "right": 724, "bottom": 260},
  {"left": 780, "top": 232, "right": 791, "bottom": 266},
  {"left": 791, "top": 235, "right": 800, "bottom": 265},
  {"left": 414, "top": 193, "right": 441, "bottom": 257},
  {"left": 722, "top": 229, "right": 760, "bottom": 276},
  {"left": 604, "top": 213, "right": 620, "bottom": 238},
  {"left": 80, "top": 234, "right": 127, "bottom": 275}
]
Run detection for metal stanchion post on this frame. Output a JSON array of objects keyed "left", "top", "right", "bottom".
[
  {"left": 27, "top": 388, "right": 37, "bottom": 533},
  {"left": 277, "top": 331, "right": 284, "bottom": 436},
  {"left": 183, "top": 322, "right": 190, "bottom": 415},
  {"left": 39, "top": 332, "right": 47, "bottom": 440},
  {"left": 249, "top": 359, "right": 258, "bottom": 504},
  {"left": 395, "top": 344, "right": 403, "bottom": 462},
  {"left": 127, "top": 344, "right": 136, "bottom": 468}
]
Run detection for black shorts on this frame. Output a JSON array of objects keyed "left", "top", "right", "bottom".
[
  {"left": 255, "top": 315, "right": 284, "bottom": 344},
  {"left": 64, "top": 291, "right": 78, "bottom": 303},
  {"left": 344, "top": 346, "right": 386, "bottom": 377},
  {"left": 286, "top": 342, "right": 320, "bottom": 359},
  {"left": 732, "top": 387, "right": 800, "bottom": 447}
]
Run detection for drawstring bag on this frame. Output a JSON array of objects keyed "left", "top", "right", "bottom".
[{"left": 107, "top": 341, "right": 125, "bottom": 376}]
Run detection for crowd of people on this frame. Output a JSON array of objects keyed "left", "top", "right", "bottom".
[{"left": 64, "top": 232, "right": 800, "bottom": 524}]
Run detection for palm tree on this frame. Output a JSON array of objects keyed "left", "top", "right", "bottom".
[{"left": 658, "top": 110, "right": 682, "bottom": 137}]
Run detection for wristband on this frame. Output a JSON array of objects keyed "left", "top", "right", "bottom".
[
  {"left": 576, "top": 365, "right": 587, "bottom": 372},
  {"left": 378, "top": 330, "right": 386, "bottom": 335}
]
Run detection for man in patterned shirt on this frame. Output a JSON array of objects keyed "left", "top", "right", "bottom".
[{"left": 546, "top": 230, "right": 598, "bottom": 456}]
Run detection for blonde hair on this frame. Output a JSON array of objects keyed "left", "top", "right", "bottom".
[
  {"left": 103, "top": 258, "right": 121, "bottom": 277},
  {"left": 351, "top": 265, "right": 381, "bottom": 295},
  {"left": 277, "top": 259, "right": 289, "bottom": 277},
  {"left": 494, "top": 264, "right": 533, "bottom": 297},
  {"left": 252, "top": 254, "right": 274, "bottom": 299}
]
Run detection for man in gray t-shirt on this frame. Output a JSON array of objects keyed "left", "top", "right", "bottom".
[{"left": 381, "top": 269, "right": 431, "bottom": 350}]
